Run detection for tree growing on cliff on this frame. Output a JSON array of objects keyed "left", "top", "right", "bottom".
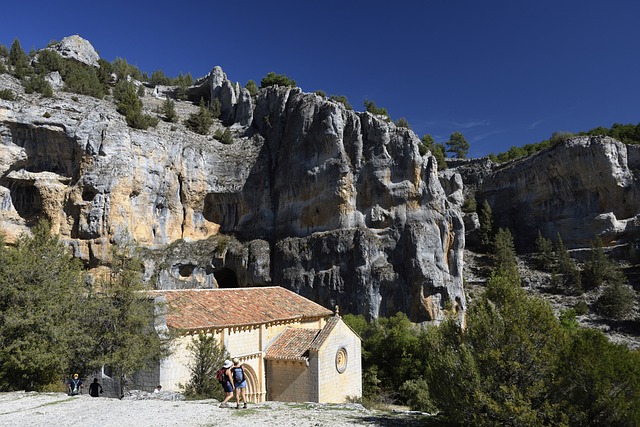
[
  {"left": 113, "top": 79, "right": 158, "bottom": 129},
  {"left": 245, "top": 79, "right": 258, "bottom": 96},
  {"left": 446, "top": 131, "right": 469, "bottom": 158},
  {"left": 184, "top": 98, "right": 213, "bottom": 135},
  {"left": 260, "top": 71, "right": 296, "bottom": 88},
  {"left": 553, "top": 234, "right": 582, "bottom": 294},
  {"left": 582, "top": 236, "right": 626, "bottom": 291},
  {"left": 9, "top": 39, "right": 30, "bottom": 79},
  {"left": 478, "top": 200, "right": 494, "bottom": 249},
  {"left": 364, "top": 99, "right": 389, "bottom": 119}
]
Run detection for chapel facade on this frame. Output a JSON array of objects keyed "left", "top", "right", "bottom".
[{"left": 145, "top": 286, "right": 362, "bottom": 403}]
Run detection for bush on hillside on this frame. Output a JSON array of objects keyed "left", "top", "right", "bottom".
[
  {"left": 260, "top": 71, "right": 296, "bottom": 88},
  {"left": 184, "top": 98, "right": 213, "bottom": 135}
]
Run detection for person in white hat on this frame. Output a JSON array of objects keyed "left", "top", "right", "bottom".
[{"left": 218, "top": 360, "right": 234, "bottom": 408}]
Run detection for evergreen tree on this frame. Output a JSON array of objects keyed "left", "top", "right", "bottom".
[
  {"left": 594, "top": 282, "right": 636, "bottom": 320},
  {"left": 493, "top": 227, "right": 518, "bottom": 274},
  {"left": 553, "top": 234, "right": 582, "bottom": 294},
  {"left": 0, "top": 221, "right": 85, "bottom": 390},
  {"left": 582, "top": 236, "right": 626, "bottom": 291},
  {"left": 245, "top": 80, "right": 258, "bottom": 96},
  {"left": 9, "top": 39, "right": 30, "bottom": 79},
  {"left": 363, "top": 99, "right": 389, "bottom": 119},
  {"left": 419, "top": 134, "right": 435, "bottom": 156},
  {"left": 433, "top": 142, "right": 448, "bottom": 170},
  {"left": 184, "top": 332, "right": 229, "bottom": 400},
  {"left": 534, "top": 230, "right": 555, "bottom": 270},
  {"left": 446, "top": 131, "right": 469, "bottom": 159},
  {"left": 84, "top": 239, "right": 168, "bottom": 397},
  {"left": 184, "top": 98, "right": 213, "bottom": 135},
  {"left": 260, "top": 71, "right": 296, "bottom": 88},
  {"left": 478, "top": 200, "right": 494, "bottom": 249},
  {"left": 162, "top": 97, "right": 178, "bottom": 123},
  {"left": 329, "top": 94, "right": 352, "bottom": 110}
]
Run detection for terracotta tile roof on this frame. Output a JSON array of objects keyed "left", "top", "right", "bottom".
[
  {"left": 309, "top": 316, "right": 340, "bottom": 350},
  {"left": 264, "top": 328, "right": 320, "bottom": 361},
  {"left": 149, "top": 286, "right": 333, "bottom": 331}
]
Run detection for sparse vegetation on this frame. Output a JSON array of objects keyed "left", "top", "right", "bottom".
[
  {"left": 214, "top": 127, "right": 233, "bottom": 144},
  {"left": 363, "top": 99, "right": 389, "bottom": 119},
  {"left": 260, "top": 71, "right": 296, "bottom": 88},
  {"left": 184, "top": 98, "right": 213, "bottom": 135},
  {"left": 113, "top": 79, "right": 158, "bottom": 130},
  {"left": 0, "top": 89, "right": 15, "bottom": 101},
  {"left": 329, "top": 95, "right": 352, "bottom": 110},
  {"left": 245, "top": 79, "right": 258, "bottom": 96}
]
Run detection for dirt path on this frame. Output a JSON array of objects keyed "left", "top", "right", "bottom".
[{"left": 0, "top": 391, "right": 427, "bottom": 426}]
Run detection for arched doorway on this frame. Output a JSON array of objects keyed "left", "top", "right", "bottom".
[{"left": 240, "top": 363, "right": 264, "bottom": 403}]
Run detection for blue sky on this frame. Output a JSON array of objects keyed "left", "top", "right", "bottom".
[{"left": 3, "top": 0, "right": 639, "bottom": 157}]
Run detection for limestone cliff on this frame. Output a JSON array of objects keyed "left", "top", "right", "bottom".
[
  {"left": 0, "top": 48, "right": 465, "bottom": 322},
  {"left": 468, "top": 136, "right": 640, "bottom": 250}
]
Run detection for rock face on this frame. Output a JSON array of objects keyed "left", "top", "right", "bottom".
[
  {"left": 0, "top": 60, "right": 465, "bottom": 322},
  {"left": 47, "top": 35, "right": 100, "bottom": 67},
  {"left": 473, "top": 136, "right": 640, "bottom": 250}
]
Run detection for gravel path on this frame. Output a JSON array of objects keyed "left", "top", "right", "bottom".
[{"left": 0, "top": 391, "right": 426, "bottom": 427}]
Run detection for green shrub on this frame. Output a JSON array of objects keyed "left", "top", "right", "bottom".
[
  {"left": 329, "top": 94, "right": 352, "bottom": 110},
  {"left": 63, "top": 60, "right": 104, "bottom": 98},
  {"left": 163, "top": 98, "right": 178, "bottom": 123},
  {"left": 260, "top": 71, "right": 296, "bottom": 88},
  {"left": 210, "top": 98, "right": 221, "bottom": 119},
  {"left": 0, "top": 89, "right": 15, "bottom": 101},
  {"left": 314, "top": 90, "right": 326, "bottom": 97},
  {"left": 113, "top": 80, "right": 158, "bottom": 129},
  {"left": 364, "top": 99, "right": 389, "bottom": 118},
  {"left": 214, "top": 128, "right": 233, "bottom": 144},
  {"left": 43, "top": 112, "right": 51, "bottom": 118},
  {"left": 184, "top": 98, "right": 213, "bottom": 135},
  {"left": 419, "top": 134, "right": 435, "bottom": 156},
  {"left": 594, "top": 282, "right": 636, "bottom": 319},
  {"left": 34, "top": 49, "right": 65, "bottom": 75},
  {"left": 150, "top": 70, "right": 170, "bottom": 86},
  {"left": 395, "top": 117, "right": 410, "bottom": 129},
  {"left": 245, "top": 80, "right": 258, "bottom": 96},
  {"left": 9, "top": 39, "right": 30, "bottom": 80},
  {"left": 23, "top": 74, "right": 54, "bottom": 97}
]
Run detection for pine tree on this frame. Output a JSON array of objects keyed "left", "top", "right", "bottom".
[
  {"left": 0, "top": 221, "right": 85, "bottom": 390},
  {"left": 84, "top": 238, "right": 168, "bottom": 397},
  {"left": 184, "top": 332, "right": 229, "bottom": 400},
  {"left": 446, "top": 131, "right": 470, "bottom": 159},
  {"left": 478, "top": 200, "right": 494, "bottom": 249}
]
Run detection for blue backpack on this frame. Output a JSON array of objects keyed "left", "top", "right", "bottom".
[{"left": 232, "top": 367, "right": 245, "bottom": 383}]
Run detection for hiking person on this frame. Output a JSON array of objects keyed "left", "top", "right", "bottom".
[
  {"left": 231, "top": 358, "right": 247, "bottom": 409},
  {"left": 217, "top": 360, "right": 234, "bottom": 408},
  {"left": 89, "top": 378, "right": 103, "bottom": 397},
  {"left": 68, "top": 373, "right": 83, "bottom": 396}
]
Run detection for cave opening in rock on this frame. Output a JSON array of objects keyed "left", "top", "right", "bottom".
[
  {"left": 7, "top": 180, "right": 44, "bottom": 225},
  {"left": 178, "top": 264, "right": 195, "bottom": 278},
  {"left": 214, "top": 267, "right": 239, "bottom": 288}
]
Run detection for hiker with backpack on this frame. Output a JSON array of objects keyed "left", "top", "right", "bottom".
[
  {"left": 231, "top": 358, "right": 248, "bottom": 409},
  {"left": 217, "top": 360, "right": 234, "bottom": 408}
]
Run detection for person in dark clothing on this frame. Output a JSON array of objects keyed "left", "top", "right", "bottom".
[
  {"left": 89, "top": 378, "right": 103, "bottom": 397},
  {"left": 68, "top": 373, "right": 83, "bottom": 396},
  {"left": 218, "top": 360, "right": 234, "bottom": 408}
]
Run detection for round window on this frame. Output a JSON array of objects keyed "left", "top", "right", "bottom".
[{"left": 335, "top": 347, "right": 348, "bottom": 373}]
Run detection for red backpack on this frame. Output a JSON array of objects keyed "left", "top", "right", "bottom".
[{"left": 216, "top": 368, "right": 226, "bottom": 383}]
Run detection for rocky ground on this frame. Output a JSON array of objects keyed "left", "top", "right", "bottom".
[{"left": 0, "top": 391, "right": 435, "bottom": 427}]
